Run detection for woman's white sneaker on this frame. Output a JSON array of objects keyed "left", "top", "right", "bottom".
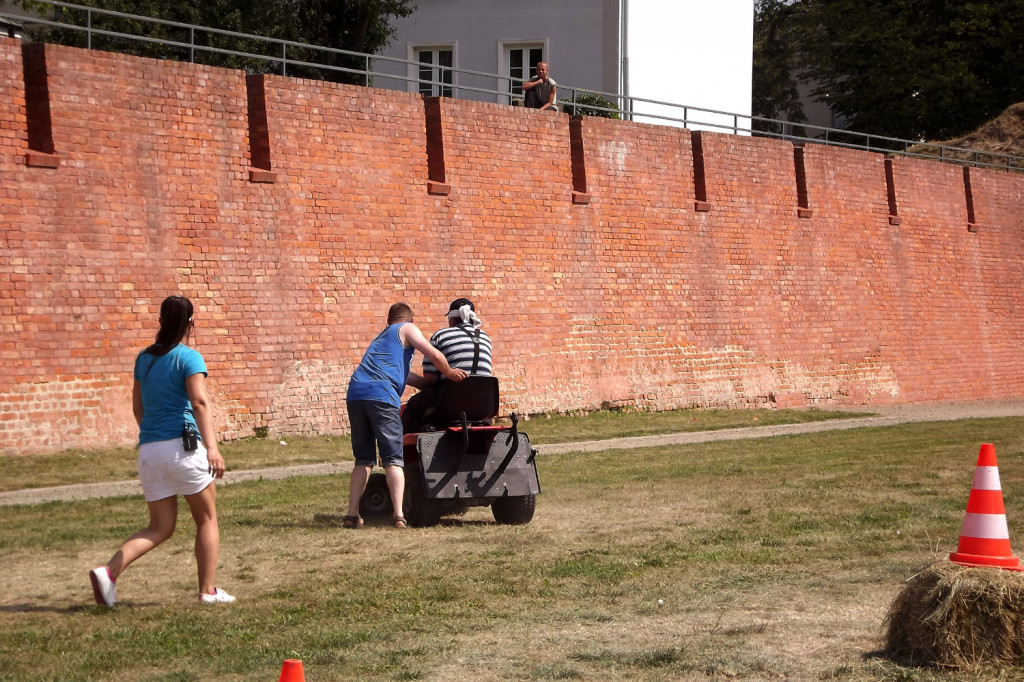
[
  {"left": 199, "top": 587, "right": 236, "bottom": 604},
  {"left": 89, "top": 566, "right": 117, "bottom": 607}
]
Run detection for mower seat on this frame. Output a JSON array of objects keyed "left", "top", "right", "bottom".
[{"left": 422, "top": 375, "right": 499, "bottom": 426}]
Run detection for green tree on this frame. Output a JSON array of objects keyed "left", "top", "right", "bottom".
[
  {"left": 17, "top": 0, "right": 415, "bottom": 84},
  {"left": 795, "top": 0, "right": 1024, "bottom": 141},
  {"left": 752, "top": 0, "right": 808, "bottom": 134}
]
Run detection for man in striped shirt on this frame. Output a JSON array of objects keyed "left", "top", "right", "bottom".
[{"left": 402, "top": 297, "right": 493, "bottom": 431}]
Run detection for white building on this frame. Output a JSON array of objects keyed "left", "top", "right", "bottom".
[{"left": 375, "top": 0, "right": 753, "bottom": 132}]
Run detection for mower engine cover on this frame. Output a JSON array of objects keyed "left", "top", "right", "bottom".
[{"left": 415, "top": 426, "right": 540, "bottom": 499}]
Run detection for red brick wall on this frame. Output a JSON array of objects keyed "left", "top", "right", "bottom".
[{"left": 3, "top": 37, "right": 1024, "bottom": 454}]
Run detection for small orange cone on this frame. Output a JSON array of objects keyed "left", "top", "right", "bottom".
[
  {"left": 279, "top": 659, "right": 305, "bottom": 682},
  {"left": 949, "top": 443, "right": 1024, "bottom": 571}
]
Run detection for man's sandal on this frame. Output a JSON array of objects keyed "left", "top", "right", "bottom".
[
  {"left": 342, "top": 515, "right": 364, "bottom": 529},
  {"left": 393, "top": 517, "right": 408, "bottom": 529}
]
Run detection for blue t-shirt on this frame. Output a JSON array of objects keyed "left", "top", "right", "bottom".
[
  {"left": 346, "top": 322, "right": 415, "bottom": 407},
  {"left": 134, "top": 344, "right": 207, "bottom": 445}
]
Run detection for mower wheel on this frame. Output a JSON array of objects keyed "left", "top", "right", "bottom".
[
  {"left": 359, "top": 472, "right": 393, "bottom": 518},
  {"left": 403, "top": 466, "right": 442, "bottom": 527},
  {"left": 491, "top": 494, "right": 536, "bottom": 525}
]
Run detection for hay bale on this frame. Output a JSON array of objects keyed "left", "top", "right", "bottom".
[{"left": 884, "top": 561, "right": 1024, "bottom": 669}]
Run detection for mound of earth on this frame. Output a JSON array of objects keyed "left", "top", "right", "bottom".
[
  {"left": 941, "top": 102, "right": 1024, "bottom": 156},
  {"left": 910, "top": 102, "right": 1024, "bottom": 168}
]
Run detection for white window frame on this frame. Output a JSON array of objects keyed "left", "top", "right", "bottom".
[
  {"left": 407, "top": 43, "right": 457, "bottom": 98},
  {"left": 498, "top": 40, "right": 549, "bottom": 106}
]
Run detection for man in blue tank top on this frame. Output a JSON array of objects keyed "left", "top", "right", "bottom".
[{"left": 344, "top": 302, "right": 467, "bottom": 528}]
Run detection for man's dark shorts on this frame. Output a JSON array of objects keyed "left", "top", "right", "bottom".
[{"left": 347, "top": 399, "right": 404, "bottom": 467}]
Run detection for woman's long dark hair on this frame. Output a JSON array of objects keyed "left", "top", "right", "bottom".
[{"left": 144, "top": 295, "right": 194, "bottom": 357}]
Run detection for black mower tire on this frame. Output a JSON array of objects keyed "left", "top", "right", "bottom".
[
  {"left": 403, "top": 467, "right": 442, "bottom": 527},
  {"left": 491, "top": 494, "right": 536, "bottom": 525},
  {"left": 359, "top": 472, "right": 393, "bottom": 518}
]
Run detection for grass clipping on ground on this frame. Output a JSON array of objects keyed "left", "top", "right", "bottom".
[{"left": 885, "top": 561, "right": 1024, "bottom": 669}]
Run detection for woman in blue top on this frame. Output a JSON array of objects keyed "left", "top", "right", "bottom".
[{"left": 89, "top": 295, "right": 234, "bottom": 607}]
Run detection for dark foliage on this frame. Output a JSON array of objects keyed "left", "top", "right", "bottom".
[
  {"left": 755, "top": 0, "right": 1024, "bottom": 142},
  {"left": 16, "top": 0, "right": 415, "bottom": 84},
  {"left": 564, "top": 92, "right": 621, "bottom": 119}
]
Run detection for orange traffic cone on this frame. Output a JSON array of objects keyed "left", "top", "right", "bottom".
[
  {"left": 949, "top": 443, "right": 1024, "bottom": 571},
  {"left": 279, "top": 659, "right": 305, "bottom": 682}
]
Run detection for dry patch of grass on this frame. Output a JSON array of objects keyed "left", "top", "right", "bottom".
[{"left": 3, "top": 418, "right": 1024, "bottom": 680}]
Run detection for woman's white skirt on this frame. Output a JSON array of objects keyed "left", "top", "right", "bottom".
[{"left": 138, "top": 438, "right": 214, "bottom": 502}]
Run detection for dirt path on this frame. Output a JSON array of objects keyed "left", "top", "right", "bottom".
[{"left": 4, "top": 399, "right": 1023, "bottom": 507}]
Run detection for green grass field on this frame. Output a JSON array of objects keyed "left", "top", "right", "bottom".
[
  {"left": 3, "top": 412, "right": 1024, "bottom": 680},
  {"left": 0, "top": 407, "right": 857, "bottom": 492}
]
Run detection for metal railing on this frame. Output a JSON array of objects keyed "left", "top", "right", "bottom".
[{"left": 4, "top": 0, "right": 1022, "bottom": 173}]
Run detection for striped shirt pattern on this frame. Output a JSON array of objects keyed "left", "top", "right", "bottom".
[{"left": 422, "top": 324, "right": 493, "bottom": 376}]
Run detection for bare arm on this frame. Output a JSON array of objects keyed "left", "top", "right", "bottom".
[
  {"left": 542, "top": 83, "right": 557, "bottom": 110},
  {"left": 521, "top": 77, "right": 540, "bottom": 91},
  {"left": 186, "top": 372, "right": 226, "bottom": 478},
  {"left": 400, "top": 324, "right": 467, "bottom": 382},
  {"left": 132, "top": 379, "right": 143, "bottom": 425},
  {"left": 407, "top": 371, "right": 440, "bottom": 390}
]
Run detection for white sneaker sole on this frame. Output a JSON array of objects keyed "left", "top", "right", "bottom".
[
  {"left": 89, "top": 567, "right": 116, "bottom": 607},
  {"left": 199, "top": 587, "right": 236, "bottom": 604}
]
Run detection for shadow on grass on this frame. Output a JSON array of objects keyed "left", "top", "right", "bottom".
[
  {"left": 309, "top": 513, "right": 494, "bottom": 529},
  {"left": 0, "top": 602, "right": 171, "bottom": 614},
  {"left": 0, "top": 603, "right": 87, "bottom": 614}
]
